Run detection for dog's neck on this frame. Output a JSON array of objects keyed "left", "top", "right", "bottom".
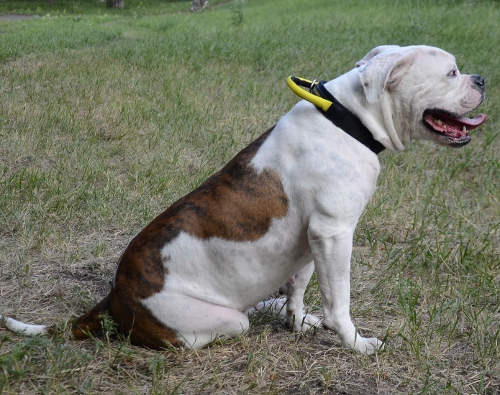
[
  {"left": 311, "top": 81, "right": 385, "bottom": 154},
  {"left": 326, "top": 71, "right": 408, "bottom": 152}
]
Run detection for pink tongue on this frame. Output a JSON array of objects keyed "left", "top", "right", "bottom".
[
  {"left": 456, "top": 113, "right": 487, "bottom": 129},
  {"left": 441, "top": 113, "right": 488, "bottom": 130}
]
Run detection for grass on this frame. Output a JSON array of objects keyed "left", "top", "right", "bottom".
[{"left": 0, "top": 0, "right": 499, "bottom": 393}]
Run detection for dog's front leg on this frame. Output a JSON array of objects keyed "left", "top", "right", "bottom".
[{"left": 308, "top": 225, "right": 383, "bottom": 355}]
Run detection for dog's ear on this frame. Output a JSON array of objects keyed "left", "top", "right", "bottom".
[
  {"left": 355, "top": 45, "right": 401, "bottom": 68},
  {"left": 357, "top": 46, "right": 416, "bottom": 104}
]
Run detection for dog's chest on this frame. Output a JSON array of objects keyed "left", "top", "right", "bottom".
[{"left": 252, "top": 107, "right": 381, "bottom": 221}]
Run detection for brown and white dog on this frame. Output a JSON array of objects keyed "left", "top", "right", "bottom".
[{"left": 1, "top": 45, "right": 486, "bottom": 354}]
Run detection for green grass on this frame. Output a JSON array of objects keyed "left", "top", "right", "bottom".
[{"left": 1, "top": 0, "right": 499, "bottom": 393}]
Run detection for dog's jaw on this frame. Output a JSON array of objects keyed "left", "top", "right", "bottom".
[{"left": 422, "top": 110, "right": 486, "bottom": 147}]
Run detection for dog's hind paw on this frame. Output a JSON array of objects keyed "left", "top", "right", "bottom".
[
  {"left": 249, "top": 298, "right": 321, "bottom": 332},
  {"left": 286, "top": 312, "right": 322, "bottom": 332},
  {"left": 302, "top": 313, "right": 322, "bottom": 329},
  {"left": 252, "top": 298, "right": 287, "bottom": 316}
]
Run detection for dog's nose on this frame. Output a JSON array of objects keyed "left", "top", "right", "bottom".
[{"left": 471, "top": 74, "right": 485, "bottom": 89}]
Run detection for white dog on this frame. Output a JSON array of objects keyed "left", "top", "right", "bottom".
[{"left": 1, "top": 45, "right": 486, "bottom": 355}]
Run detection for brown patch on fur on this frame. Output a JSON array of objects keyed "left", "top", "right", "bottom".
[
  {"left": 74, "top": 126, "right": 288, "bottom": 348},
  {"left": 109, "top": 292, "right": 183, "bottom": 348},
  {"left": 133, "top": 125, "right": 288, "bottom": 245},
  {"left": 72, "top": 292, "right": 182, "bottom": 348}
]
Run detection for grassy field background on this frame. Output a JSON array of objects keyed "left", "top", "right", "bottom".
[{"left": 1, "top": 0, "right": 499, "bottom": 393}]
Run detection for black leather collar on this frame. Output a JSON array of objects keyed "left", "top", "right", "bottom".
[
  {"left": 312, "top": 80, "right": 385, "bottom": 155},
  {"left": 287, "top": 76, "right": 385, "bottom": 155}
]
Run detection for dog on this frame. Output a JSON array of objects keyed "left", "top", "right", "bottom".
[{"left": 1, "top": 45, "right": 486, "bottom": 355}]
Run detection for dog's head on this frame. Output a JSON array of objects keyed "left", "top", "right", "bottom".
[{"left": 355, "top": 45, "right": 486, "bottom": 148}]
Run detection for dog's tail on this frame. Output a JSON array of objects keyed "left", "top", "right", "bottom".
[
  {"left": 1, "top": 293, "right": 112, "bottom": 340},
  {"left": 0, "top": 314, "right": 54, "bottom": 336}
]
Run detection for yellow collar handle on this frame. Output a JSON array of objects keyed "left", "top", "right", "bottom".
[{"left": 286, "top": 76, "right": 332, "bottom": 112}]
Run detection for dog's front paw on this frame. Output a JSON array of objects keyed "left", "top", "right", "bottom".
[{"left": 350, "top": 336, "right": 384, "bottom": 355}]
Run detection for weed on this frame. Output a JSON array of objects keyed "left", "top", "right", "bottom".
[{"left": 230, "top": 0, "right": 245, "bottom": 27}]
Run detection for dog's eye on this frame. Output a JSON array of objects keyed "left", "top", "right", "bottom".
[{"left": 447, "top": 68, "right": 458, "bottom": 77}]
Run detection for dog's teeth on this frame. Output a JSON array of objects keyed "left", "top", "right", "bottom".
[
  {"left": 462, "top": 126, "right": 467, "bottom": 134},
  {"left": 435, "top": 118, "right": 443, "bottom": 125}
]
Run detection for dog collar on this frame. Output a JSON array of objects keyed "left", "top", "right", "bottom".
[{"left": 287, "top": 76, "right": 385, "bottom": 155}]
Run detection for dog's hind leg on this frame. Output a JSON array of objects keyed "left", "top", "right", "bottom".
[{"left": 142, "top": 292, "right": 250, "bottom": 348}]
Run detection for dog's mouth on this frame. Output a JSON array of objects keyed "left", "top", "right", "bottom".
[{"left": 423, "top": 110, "right": 487, "bottom": 147}]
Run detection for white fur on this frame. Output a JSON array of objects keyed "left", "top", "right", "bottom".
[{"left": 0, "top": 315, "right": 49, "bottom": 336}]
